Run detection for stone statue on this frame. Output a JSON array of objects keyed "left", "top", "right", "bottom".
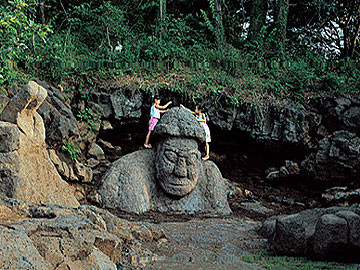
[{"left": 99, "top": 107, "right": 231, "bottom": 215}]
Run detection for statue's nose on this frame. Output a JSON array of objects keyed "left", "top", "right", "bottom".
[{"left": 174, "top": 157, "right": 187, "bottom": 177}]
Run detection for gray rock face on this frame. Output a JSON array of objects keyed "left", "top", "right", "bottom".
[
  {"left": 99, "top": 108, "right": 230, "bottom": 215},
  {"left": 260, "top": 206, "right": 360, "bottom": 261},
  {"left": 302, "top": 130, "right": 360, "bottom": 185},
  {"left": 320, "top": 97, "right": 360, "bottom": 133},
  {"left": 0, "top": 121, "right": 20, "bottom": 152},
  {"left": 37, "top": 82, "right": 80, "bottom": 145},
  {"left": 111, "top": 87, "right": 143, "bottom": 120}
]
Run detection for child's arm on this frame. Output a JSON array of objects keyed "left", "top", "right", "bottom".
[
  {"left": 180, "top": 104, "right": 195, "bottom": 115},
  {"left": 159, "top": 109, "right": 168, "bottom": 113},
  {"left": 157, "top": 101, "right": 172, "bottom": 109},
  {"left": 196, "top": 113, "right": 206, "bottom": 123}
]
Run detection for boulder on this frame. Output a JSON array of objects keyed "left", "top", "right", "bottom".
[
  {"left": 312, "top": 214, "right": 348, "bottom": 258},
  {"left": 273, "top": 214, "right": 307, "bottom": 255},
  {"left": 319, "top": 96, "right": 360, "bottom": 133},
  {"left": 0, "top": 81, "right": 79, "bottom": 207},
  {"left": 234, "top": 101, "right": 317, "bottom": 146}
]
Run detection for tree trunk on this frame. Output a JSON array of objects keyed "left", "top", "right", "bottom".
[
  {"left": 214, "top": 0, "right": 224, "bottom": 48},
  {"left": 273, "top": 0, "right": 289, "bottom": 55},
  {"left": 247, "top": 0, "right": 268, "bottom": 43}
]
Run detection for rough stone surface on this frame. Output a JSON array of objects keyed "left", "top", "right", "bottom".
[
  {"left": 36, "top": 81, "right": 80, "bottom": 145},
  {"left": 0, "top": 198, "right": 165, "bottom": 269},
  {"left": 99, "top": 148, "right": 230, "bottom": 215},
  {"left": 74, "top": 160, "right": 93, "bottom": 183},
  {"left": 0, "top": 121, "right": 20, "bottom": 152},
  {"left": 145, "top": 217, "right": 266, "bottom": 269},
  {"left": 89, "top": 143, "right": 105, "bottom": 161},
  {"left": 232, "top": 101, "right": 315, "bottom": 145},
  {"left": 155, "top": 107, "right": 205, "bottom": 143},
  {"left": 261, "top": 206, "right": 360, "bottom": 261},
  {"left": 110, "top": 87, "right": 143, "bottom": 120},
  {"left": 302, "top": 130, "right": 360, "bottom": 186},
  {"left": 99, "top": 108, "right": 230, "bottom": 215},
  {"left": 0, "top": 81, "right": 79, "bottom": 207},
  {"left": 0, "top": 81, "right": 47, "bottom": 125},
  {"left": 312, "top": 214, "right": 348, "bottom": 257}
]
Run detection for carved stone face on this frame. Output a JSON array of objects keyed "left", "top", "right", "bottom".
[{"left": 155, "top": 137, "right": 201, "bottom": 197}]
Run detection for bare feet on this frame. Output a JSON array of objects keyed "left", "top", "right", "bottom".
[
  {"left": 202, "top": 155, "right": 209, "bottom": 160},
  {"left": 144, "top": 144, "right": 152, "bottom": 149}
]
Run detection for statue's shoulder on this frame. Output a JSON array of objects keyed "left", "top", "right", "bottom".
[
  {"left": 99, "top": 149, "right": 156, "bottom": 214},
  {"left": 202, "top": 160, "right": 222, "bottom": 179}
]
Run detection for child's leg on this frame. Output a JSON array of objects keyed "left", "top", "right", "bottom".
[
  {"left": 144, "top": 130, "right": 152, "bottom": 146},
  {"left": 202, "top": 142, "right": 210, "bottom": 160}
]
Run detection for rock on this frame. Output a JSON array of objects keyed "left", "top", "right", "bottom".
[
  {"left": 99, "top": 108, "right": 230, "bottom": 215},
  {"left": 274, "top": 214, "right": 307, "bottom": 255},
  {"left": 240, "top": 201, "right": 274, "bottom": 215},
  {"left": 206, "top": 101, "right": 237, "bottom": 130},
  {"left": 266, "top": 160, "right": 300, "bottom": 180},
  {"left": 0, "top": 95, "right": 10, "bottom": 113},
  {"left": 0, "top": 199, "right": 164, "bottom": 269},
  {"left": 74, "top": 160, "right": 93, "bottom": 183},
  {"left": 110, "top": 87, "right": 143, "bottom": 120},
  {"left": 0, "top": 81, "right": 47, "bottom": 125},
  {"left": 0, "top": 81, "right": 79, "bottom": 207},
  {"left": 262, "top": 206, "right": 360, "bottom": 261},
  {"left": 336, "top": 211, "right": 360, "bottom": 248},
  {"left": 87, "top": 158, "right": 101, "bottom": 168},
  {"left": 0, "top": 121, "right": 20, "bottom": 152},
  {"left": 0, "top": 226, "right": 53, "bottom": 269},
  {"left": 0, "top": 152, "right": 20, "bottom": 176},
  {"left": 91, "top": 91, "right": 113, "bottom": 119},
  {"left": 234, "top": 101, "right": 316, "bottom": 146},
  {"left": 37, "top": 86, "right": 80, "bottom": 145},
  {"left": 302, "top": 130, "right": 360, "bottom": 186},
  {"left": 101, "top": 120, "right": 113, "bottom": 130},
  {"left": 312, "top": 214, "right": 348, "bottom": 257},
  {"left": 88, "top": 143, "right": 105, "bottom": 161},
  {"left": 320, "top": 96, "right": 360, "bottom": 133},
  {"left": 322, "top": 187, "right": 360, "bottom": 204}
]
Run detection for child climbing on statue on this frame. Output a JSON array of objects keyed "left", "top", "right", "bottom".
[
  {"left": 180, "top": 104, "right": 211, "bottom": 160},
  {"left": 144, "top": 96, "right": 172, "bottom": 148}
]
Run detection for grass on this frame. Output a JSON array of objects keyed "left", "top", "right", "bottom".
[{"left": 241, "top": 250, "right": 359, "bottom": 270}]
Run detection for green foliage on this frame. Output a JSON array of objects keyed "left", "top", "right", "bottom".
[
  {"left": 0, "top": 0, "right": 51, "bottom": 89},
  {"left": 0, "top": 0, "right": 358, "bottom": 104},
  {"left": 241, "top": 250, "right": 355, "bottom": 270},
  {"left": 77, "top": 108, "right": 93, "bottom": 121},
  {"left": 61, "top": 140, "right": 81, "bottom": 161}
]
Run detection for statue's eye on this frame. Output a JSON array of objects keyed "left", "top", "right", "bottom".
[
  {"left": 164, "top": 150, "right": 177, "bottom": 162},
  {"left": 186, "top": 154, "right": 197, "bottom": 165}
]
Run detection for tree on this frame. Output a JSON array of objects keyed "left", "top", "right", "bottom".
[
  {"left": 247, "top": 0, "right": 268, "bottom": 43},
  {"left": 273, "top": 0, "right": 289, "bottom": 56}
]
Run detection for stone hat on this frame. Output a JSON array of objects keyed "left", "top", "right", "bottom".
[{"left": 154, "top": 107, "right": 205, "bottom": 143}]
